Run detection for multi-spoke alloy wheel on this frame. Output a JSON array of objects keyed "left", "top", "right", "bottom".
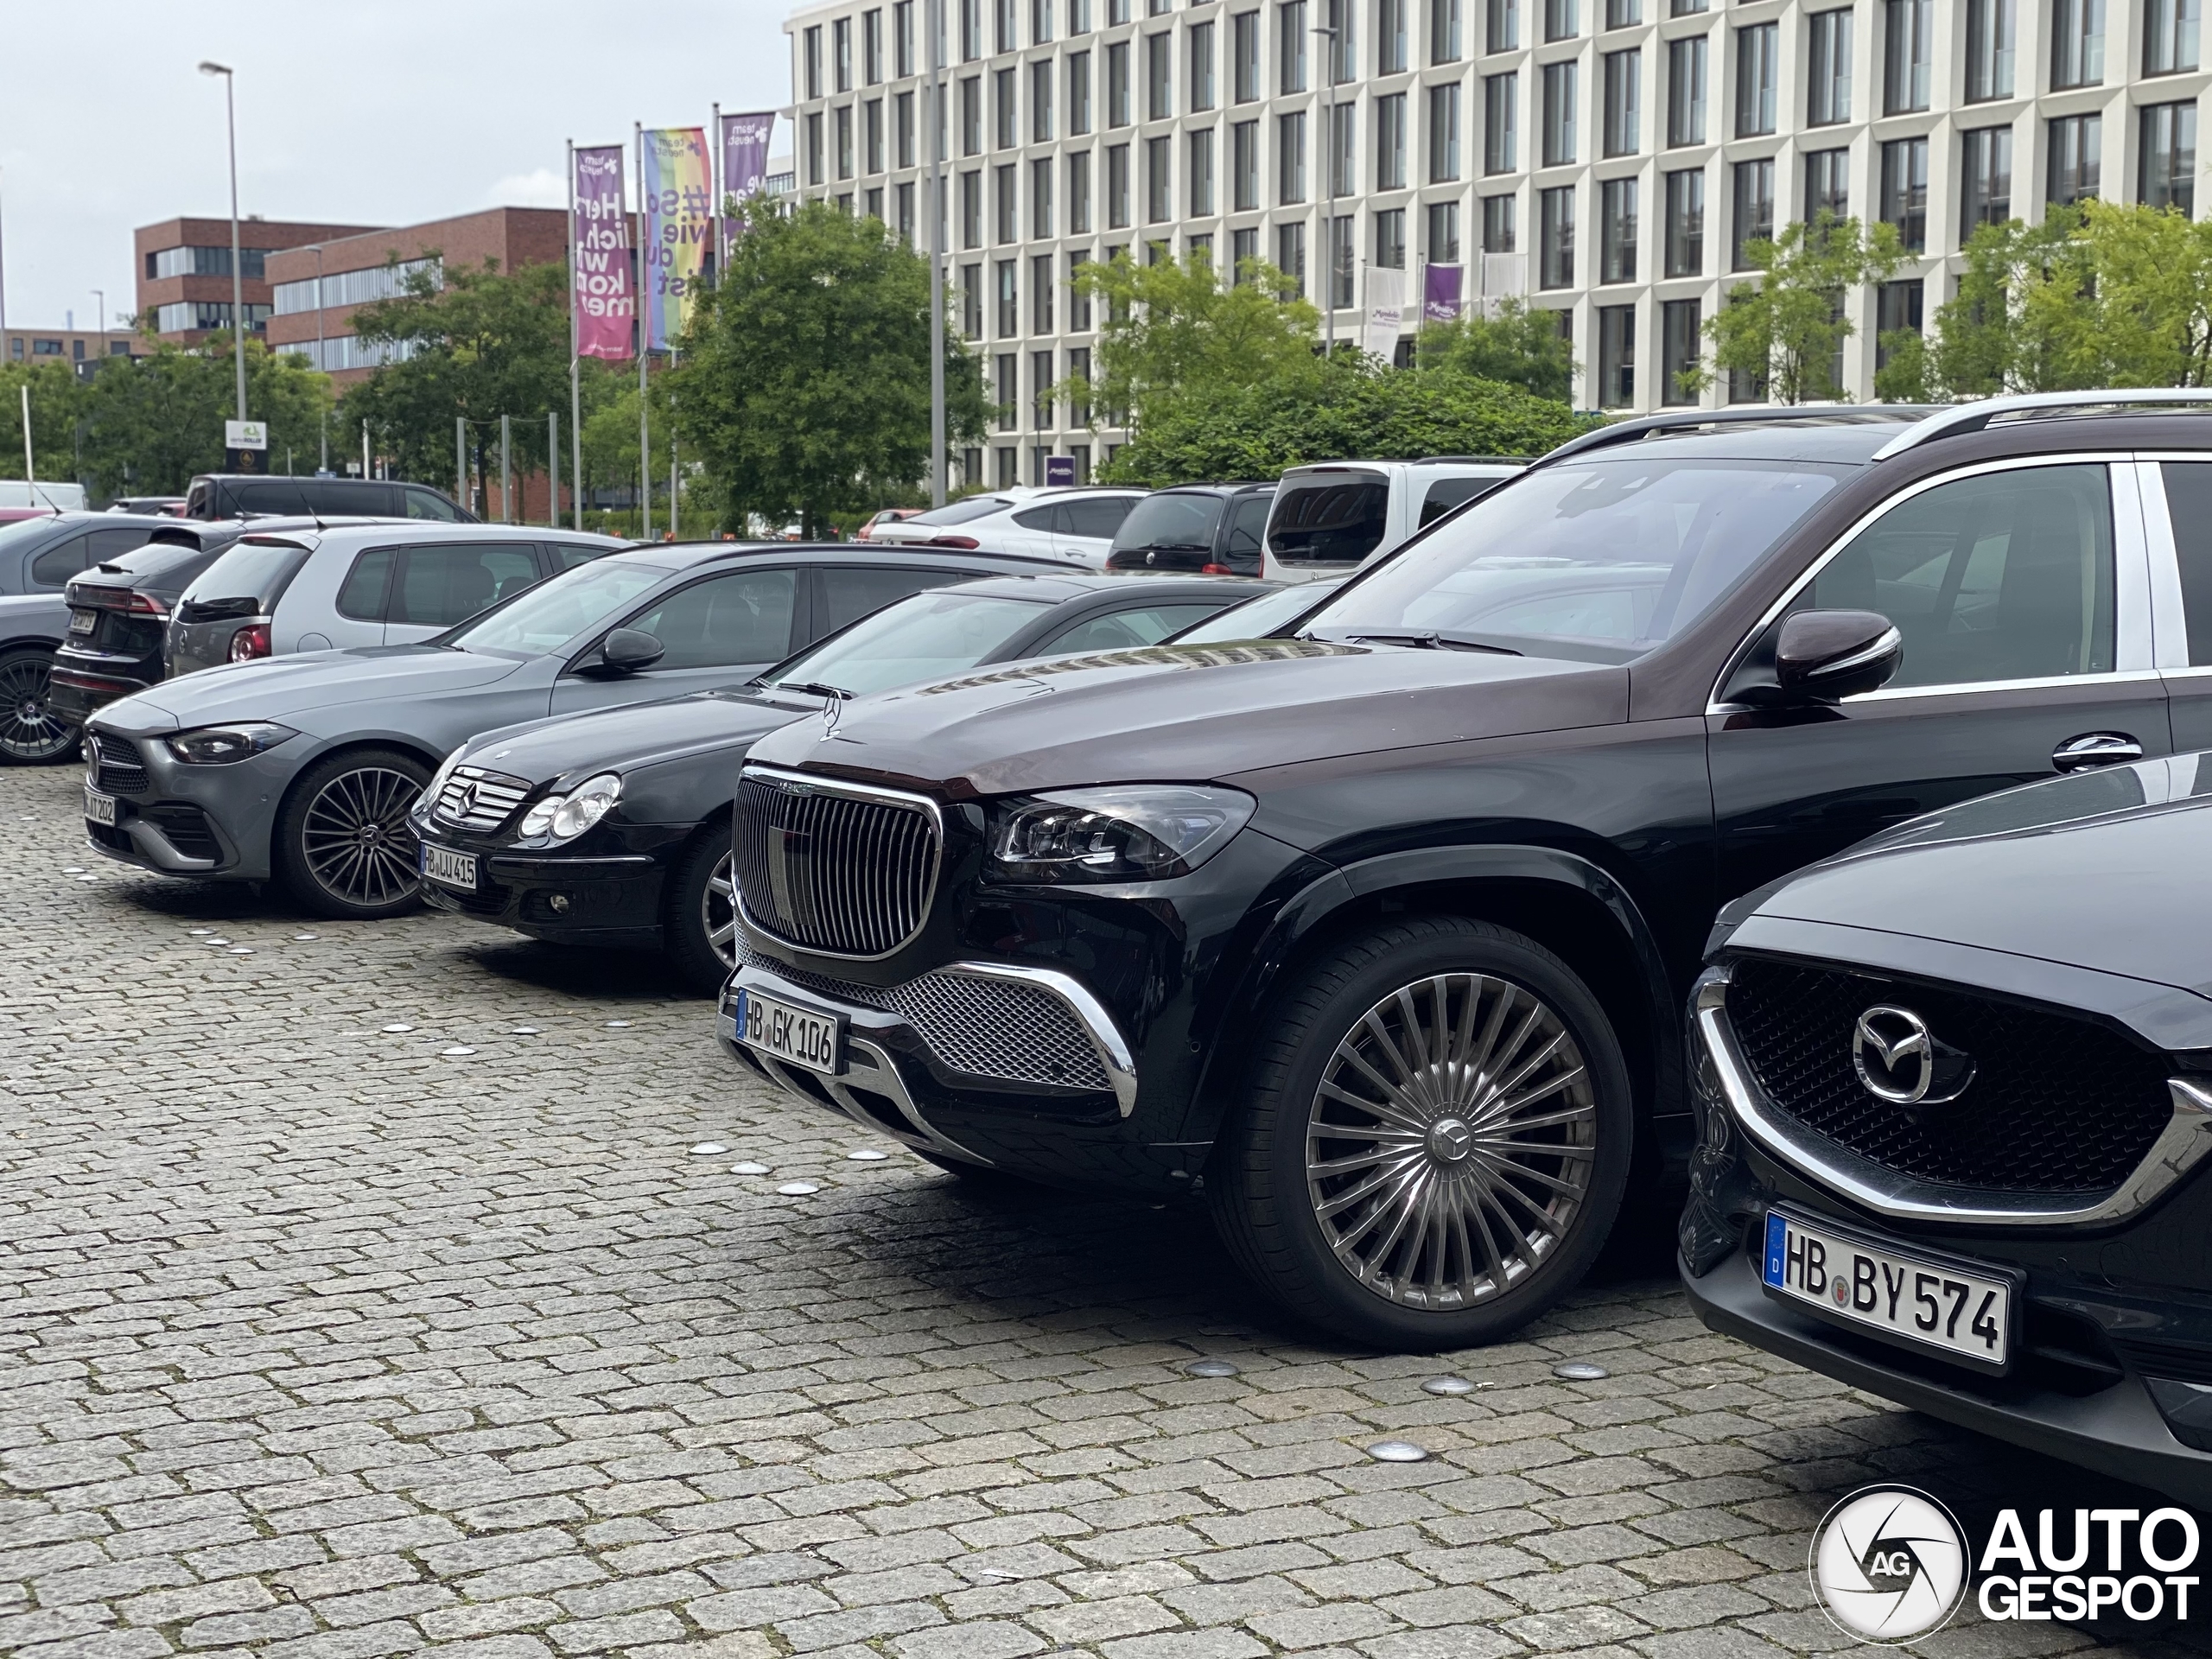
[
  {"left": 1306, "top": 973, "right": 1596, "bottom": 1310},
  {"left": 703, "top": 851, "right": 739, "bottom": 969},
  {"left": 301, "top": 766, "right": 422, "bottom": 908},
  {"left": 0, "top": 649, "right": 76, "bottom": 764},
  {"left": 276, "top": 747, "right": 432, "bottom": 918},
  {"left": 667, "top": 834, "right": 745, "bottom": 995},
  {"left": 1211, "top": 917, "right": 1630, "bottom": 1350}
]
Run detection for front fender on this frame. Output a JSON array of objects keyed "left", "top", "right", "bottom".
[{"left": 1178, "top": 841, "right": 1683, "bottom": 1153}]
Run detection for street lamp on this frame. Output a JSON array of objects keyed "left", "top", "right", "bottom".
[
  {"left": 91, "top": 289, "right": 104, "bottom": 346},
  {"left": 1312, "top": 22, "right": 1342, "bottom": 353},
  {"left": 199, "top": 60, "right": 248, "bottom": 424}
]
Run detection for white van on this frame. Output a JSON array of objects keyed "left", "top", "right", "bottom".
[
  {"left": 0, "top": 480, "right": 90, "bottom": 512},
  {"left": 1262, "top": 458, "right": 1524, "bottom": 584}
]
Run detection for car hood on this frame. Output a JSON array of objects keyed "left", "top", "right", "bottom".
[
  {"left": 92, "top": 646, "right": 528, "bottom": 736},
  {"left": 742, "top": 639, "right": 1630, "bottom": 798},
  {"left": 462, "top": 688, "right": 823, "bottom": 787},
  {"left": 1731, "top": 753, "right": 2212, "bottom": 1000}
]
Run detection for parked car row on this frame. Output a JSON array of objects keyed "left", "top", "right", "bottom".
[{"left": 63, "top": 400, "right": 2212, "bottom": 1507}]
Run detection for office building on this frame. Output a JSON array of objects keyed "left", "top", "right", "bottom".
[
  {"left": 3, "top": 327, "right": 145, "bottom": 378},
  {"left": 136, "top": 217, "right": 382, "bottom": 346},
  {"left": 783, "top": 0, "right": 2207, "bottom": 462},
  {"left": 264, "top": 208, "right": 569, "bottom": 384}
]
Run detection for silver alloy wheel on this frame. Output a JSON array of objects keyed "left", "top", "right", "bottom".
[
  {"left": 704, "top": 850, "right": 739, "bottom": 968},
  {"left": 0, "top": 655, "right": 72, "bottom": 761},
  {"left": 1306, "top": 972, "right": 1598, "bottom": 1310},
  {"left": 301, "top": 766, "right": 423, "bottom": 908}
]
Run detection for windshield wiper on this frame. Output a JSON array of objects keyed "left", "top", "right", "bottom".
[
  {"left": 1344, "top": 631, "right": 1522, "bottom": 656},
  {"left": 770, "top": 680, "right": 854, "bottom": 700}
]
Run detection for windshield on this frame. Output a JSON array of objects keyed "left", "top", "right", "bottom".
[
  {"left": 447, "top": 557, "right": 669, "bottom": 654},
  {"left": 763, "top": 589, "right": 1050, "bottom": 697},
  {"left": 1171, "top": 580, "right": 1340, "bottom": 644},
  {"left": 179, "top": 539, "right": 311, "bottom": 612},
  {"left": 910, "top": 494, "right": 1016, "bottom": 526},
  {"left": 1305, "top": 458, "right": 1852, "bottom": 663},
  {"left": 1114, "top": 493, "right": 1224, "bottom": 553},
  {"left": 1270, "top": 473, "right": 1390, "bottom": 565}
]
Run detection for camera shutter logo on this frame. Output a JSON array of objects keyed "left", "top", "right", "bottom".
[{"left": 1810, "top": 1485, "right": 1968, "bottom": 1643}]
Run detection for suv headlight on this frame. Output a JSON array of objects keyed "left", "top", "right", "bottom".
[
  {"left": 162, "top": 722, "right": 296, "bottom": 765},
  {"left": 519, "top": 772, "right": 623, "bottom": 843},
  {"left": 989, "top": 785, "right": 1255, "bottom": 882}
]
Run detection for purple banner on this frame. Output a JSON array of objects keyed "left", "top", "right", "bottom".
[
  {"left": 1423, "top": 263, "right": 1464, "bottom": 324},
  {"left": 572, "top": 145, "right": 634, "bottom": 360},
  {"left": 721, "top": 111, "right": 775, "bottom": 237}
]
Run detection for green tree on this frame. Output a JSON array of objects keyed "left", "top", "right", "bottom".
[
  {"left": 1101, "top": 353, "right": 1597, "bottom": 486},
  {"left": 669, "top": 197, "right": 993, "bottom": 537},
  {"left": 2076, "top": 200, "right": 2212, "bottom": 388},
  {"left": 1874, "top": 207, "right": 2099, "bottom": 402},
  {"left": 1067, "top": 249, "right": 1319, "bottom": 427},
  {"left": 0, "top": 360, "right": 86, "bottom": 487},
  {"left": 65, "top": 341, "right": 332, "bottom": 498},
  {"left": 1698, "top": 215, "right": 1907, "bottom": 404},
  {"left": 340, "top": 256, "right": 575, "bottom": 501},
  {"left": 1414, "top": 298, "right": 1578, "bottom": 401}
]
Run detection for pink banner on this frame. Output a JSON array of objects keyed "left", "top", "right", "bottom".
[
  {"left": 573, "top": 145, "right": 634, "bottom": 360},
  {"left": 1423, "top": 264, "right": 1464, "bottom": 324}
]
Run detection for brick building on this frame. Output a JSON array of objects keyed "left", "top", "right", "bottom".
[
  {"left": 135, "top": 217, "right": 381, "bottom": 346},
  {"left": 3, "top": 327, "right": 145, "bottom": 378}
]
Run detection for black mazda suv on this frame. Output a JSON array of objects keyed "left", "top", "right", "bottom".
[
  {"left": 721, "top": 391, "right": 2212, "bottom": 1349},
  {"left": 1681, "top": 754, "right": 2212, "bottom": 1508}
]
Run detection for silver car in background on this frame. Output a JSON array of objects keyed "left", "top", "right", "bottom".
[{"left": 167, "top": 523, "right": 629, "bottom": 676}]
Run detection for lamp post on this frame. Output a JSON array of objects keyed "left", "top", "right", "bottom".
[
  {"left": 925, "top": 0, "right": 946, "bottom": 505},
  {"left": 314, "top": 243, "right": 327, "bottom": 471},
  {"left": 198, "top": 60, "right": 247, "bottom": 423},
  {"left": 92, "top": 289, "right": 105, "bottom": 357},
  {"left": 1312, "top": 22, "right": 1340, "bottom": 354}
]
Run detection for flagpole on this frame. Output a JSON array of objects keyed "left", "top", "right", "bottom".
[
  {"left": 925, "top": 0, "right": 945, "bottom": 505},
  {"left": 567, "top": 139, "right": 584, "bottom": 531},
  {"left": 636, "top": 122, "right": 651, "bottom": 543},
  {"left": 712, "top": 103, "right": 725, "bottom": 276}
]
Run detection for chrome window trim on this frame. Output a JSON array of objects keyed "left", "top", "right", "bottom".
[
  {"left": 944, "top": 960, "right": 1140, "bottom": 1116},
  {"left": 2133, "top": 456, "right": 2195, "bottom": 670},
  {"left": 1695, "top": 968, "right": 2212, "bottom": 1228},
  {"left": 1708, "top": 453, "right": 2156, "bottom": 715},
  {"left": 736, "top": 762, "right": 945, "bottom": 961}
]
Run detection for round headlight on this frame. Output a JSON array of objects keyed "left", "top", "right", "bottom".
[{"left": 547, "top": 773, "right": 622, "bottom": 842}]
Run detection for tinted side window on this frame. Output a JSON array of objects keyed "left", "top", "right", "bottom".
[
  {"left": 315, "top": 481, "right": 394, "bottom": 515},
  {"left": 86, "top": 527, "right": 159, "bottom": 564},
  {"left": 2161, "top": 462, "right": 2212, "bottom": 665},
  {"left": 1270, "top": 478, "right": 1390, "bottom": 563},
  {"left": 1042, "top": 601, "right": 1229, "bottom": 652},
  {"left": 235, "top": 480, "right": 310, "bottom": 515},
  {"left": 404, "top": 487, "right": 464, "bottom": 522},
  {"left": 1225, "top": 495, "right": 1271, "bottom": 556},
  {"left": 1063, "top": 496, "right": 1139, "bottom": 537},
  {"left": 336, "top": 547, "right": 397, "bottom": 620},
  {"left": 1012, "top": 505, "right": 1058, "bottom": 530},
  {"left": 1418, "top": 475, "right": 1506, "bottom": 529},
  {"left": 391, "top": 544, "right": 542, "bottom": 626},
  {"left": 550, "top": 542, "right": 611, "bottom": 570},
  {"left": 819, "top": 564, "right": 966, "bottom": 633},
  {"left": 623, "top": 568, "right": 799, "bottom": 668},
  {"left": 29, "top": 534, "right": 92, "bottom": 588},
  {"left": 1808, "top": 464, "right": 2115, "bottom": 690}
]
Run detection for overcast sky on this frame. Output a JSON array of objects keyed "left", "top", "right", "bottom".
[{"left": 1, "top": 0, "right": 791, "bottom": 331}]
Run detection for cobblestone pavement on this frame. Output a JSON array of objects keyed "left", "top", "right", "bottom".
[{"left": 3, "top": 763, "right": 2204, "bottom": 1659}]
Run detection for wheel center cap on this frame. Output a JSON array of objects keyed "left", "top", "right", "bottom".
[{"left": 1427, "top": 1117, "right": 1473, "bottom": 1163}]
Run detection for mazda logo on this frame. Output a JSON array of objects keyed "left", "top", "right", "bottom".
[{"left": 1852, "top": 1005, "right": 1975, "bottom": 1108}]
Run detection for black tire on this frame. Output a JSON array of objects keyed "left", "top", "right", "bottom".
[
  {"left": 273, "top": 746, "right": 432, "bottom": 920},
  {"left": 0, "top": 647, "right": 78, "bottom": 766},
  {"left": 1209, "top": 916, "right": 1633, "bottom": 1351},
  {"left": 664, "top": 827, "right": 740, "bottom": 995}
]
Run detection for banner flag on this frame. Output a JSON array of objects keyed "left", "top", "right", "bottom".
[
  {"left": 572, "top": 146, "right": 634, "bottom": 360},
  {"left": 1363, "top": 267, "right": 1407, "bottom": 361},
  {"left": 642, "top": 126, "right": 714, "bottom": 350},
  {"left": 1422, "top": 263, "right": 1465, "bottom": 324},
  {"left": 721, "top": 111, "right": 776, "bottom": 237}
]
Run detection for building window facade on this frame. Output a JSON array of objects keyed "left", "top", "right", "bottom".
[
  {"left": 1961, "top": 124, "right": 2013, "bottom": 237},
  {"left": 1484, "top": 73, "right": 1517, "bottom": 174},
  {"left": 1807, "top": 10, "right": 1852, "bottom": 126},
  {"left": 2048, "top": 114, "right": 2101, "bottom": 206},
  {"left": 2143, "top": 101, "right": 2198, "bottom": 213},
  {"left": 1884, "top": 0, "right": 1931, "bottom": 113},
  {"left": 2146, "top": 0, "right": 2201, "bottom": 75},
  {"left": 1731, "top": 156, "right": 1772, "bottom": 269},
  {"left": 1600, "top": 176, "right": 1638, "bottom": 281},
  {"left": 1542, "top": 60, "right": 1577, "bottom": 166},
  {"left": 1663, "top": 167, "right": 1703, "bottom": 276},
  {"left": 1803, "top": 147, "right": 1848, "bottom": 222},
  {"left": 1661, "top": 297, "right": 1700, "bottom": 404},
  {"left": 1735, "top": 23, "right": 1777, "bottom": 137},
  {"left": 2051, "top": 0, "right": 2105, "bottom": 91},
  {"left": 1602, "top": 48, "right": 1640, "bottom": 157},
  {"left": 1540, "top": 184, "right": 1575, "bottom": 286},
  {"left": 1879, "top": 137, "right": 1928, "bottom": 251},
  {"left": 1596, "top": 303, "right": 1635, "bottom": 405},
  {"left": 1666, "top": 35, "right": 1706, "bottom": 147},
  {"left": 1965, "top": 0, "right": 2015, "bottom": 101}
]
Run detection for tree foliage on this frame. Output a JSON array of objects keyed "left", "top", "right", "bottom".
[
  {"left": 1414, "top": 298, "right": 1578, "bottom": 401},
  {"left": 1100, "top": 353, "right": 1597, "bottom": 486},
  {"left": 340, "top": 257, "right": 576, "bottom": 493},
  {"left": 1068, "top": 250, "right": 1319, "bottom": 423},
  {"left": 3, "top": 341, "right": 333, "bottom": 498},
  {"left": 669, "top": 197, "right": 993, "bottom": 537},
  {"left": 1878, "top": 202, "right": 2212, "bottom": 401},
  {"left": 1697, "top": 215, "right": 1907, "bottom": 404}
]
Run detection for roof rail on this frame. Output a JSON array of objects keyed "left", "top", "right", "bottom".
[
  {"left": 1537, "top": 405, "right": 1933, "bottom": 467},
  {"left": 1412, "top": 454, "right": 1529, "bottom": 465},
  {"left": 1869, "top": 389, "right": 2212, "bottom": 460}
]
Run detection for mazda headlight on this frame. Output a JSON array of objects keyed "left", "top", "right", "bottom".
[
  {"left": 519, "top": 772, "right": 623, "bottom": 843},
  {"left": 989, "top": 785, "right": 1255, "bottom": 882},
  {"left": 162, "top": 722, "right": 296, "bottom": 765}
]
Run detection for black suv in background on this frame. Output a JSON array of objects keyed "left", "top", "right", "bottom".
[
  {"left": 184, "top": 474, "right": 474, "bottom": 522},
  {"left": 1681, "top": 754, "right": 2212, "bottom": 1507},
  {"left": 1104, "top": 485, "right": 1275, "bottom": 576},
  {"left": 721, "top": 391, "right": 2212, "bottom": 1349}
]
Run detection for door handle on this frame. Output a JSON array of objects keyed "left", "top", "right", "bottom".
[{"left": 2051, "top": 732, "right": 2144, "bottom": 772}]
